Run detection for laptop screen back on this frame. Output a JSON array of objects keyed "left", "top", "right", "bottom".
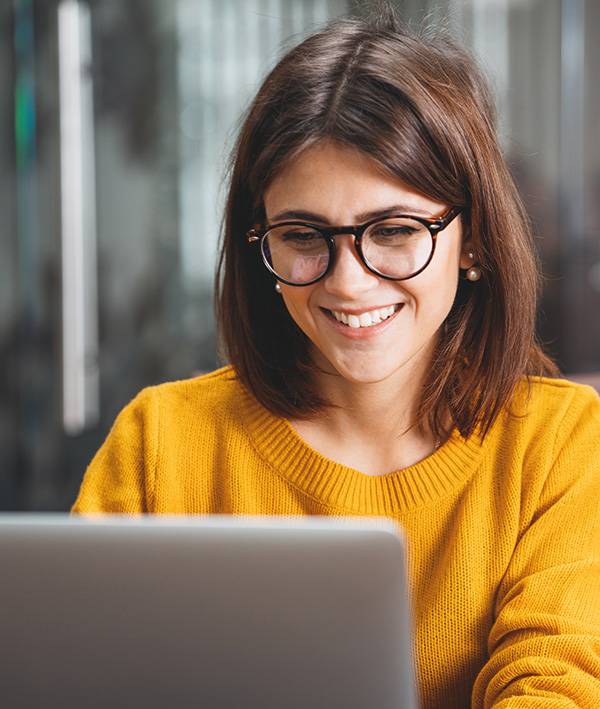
[{"left": 0, "top": 515, "right": 417, "bottom": 709}]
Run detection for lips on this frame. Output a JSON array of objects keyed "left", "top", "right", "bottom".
[{"left": 329, "top": 304, "right": 400, "bottom": 328}]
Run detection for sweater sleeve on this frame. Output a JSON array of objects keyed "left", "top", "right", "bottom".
[
  {"left": 472, "top": 386, "right": 600, "bottom": 708},
  {"left": 71, "top": 388, "right": 160, "bottom": 514}
]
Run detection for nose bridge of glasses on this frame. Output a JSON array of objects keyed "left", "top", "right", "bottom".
[
  {"left": 322, "top": 224, "right": 362, "bottom": 242},
  {"left": 323, "top": 229, "right": 380, "bottom": 285}
]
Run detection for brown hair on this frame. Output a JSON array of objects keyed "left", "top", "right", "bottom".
[{"left": 215, "top": 10, "right": 557, "bottom": 439}]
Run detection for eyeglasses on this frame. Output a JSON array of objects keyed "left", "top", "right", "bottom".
[{"left": 247, "top": 206, "right": 462, "bottom": 286}]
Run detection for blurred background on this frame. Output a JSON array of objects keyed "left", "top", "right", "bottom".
[{"left": 1, "top": 0, "right": 599, "bottom": 511}]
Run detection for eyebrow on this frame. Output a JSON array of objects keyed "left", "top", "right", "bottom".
[{"left": 268, "top": 204, "right": 439, "bottom": 224}]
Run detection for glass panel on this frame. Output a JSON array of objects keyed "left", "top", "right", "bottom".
[
  {"left": 391, "top": 0, "right": 599, "bottom": 373},
  {"left": 0, "top": 0, "right": 349, "bottom": 510},
  {"left": 0, "top": 1, "right": 20, "bottom": 509},
  {"left": 1, "top": 0, "right": 599, "bottom": 510}
]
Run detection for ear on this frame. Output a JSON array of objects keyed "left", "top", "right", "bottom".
[{"left": 459, "top": 239, "right": 477, "bottom": 270}]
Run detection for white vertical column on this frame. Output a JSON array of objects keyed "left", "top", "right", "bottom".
[
  {"left": 58, "top": 0, "right": 99, "bottom": 435},
  {"left": 177, "top": 0, "right": 219, "bottom": 288},
  {"left": 471, "top": 0, "right": 510, "bottom": 142}
]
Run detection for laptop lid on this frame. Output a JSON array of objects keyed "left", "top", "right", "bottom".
[{"left": 0, "top": 515, "right": 417, "bottom": 709}]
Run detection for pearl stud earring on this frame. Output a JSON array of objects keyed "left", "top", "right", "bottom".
[
  {"left": 466, "top": 251, "right": 481, "bottom": 281},
  {"left": 275, "top": 282, "right": 282, "bottom": 293}
]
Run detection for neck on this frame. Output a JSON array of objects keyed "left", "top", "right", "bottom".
[
  {"left": 319, "top": 373, "right": 421, "bottom": 434},
  {"left": 290, "top": 356, "right": 438, "bottom": 476}
]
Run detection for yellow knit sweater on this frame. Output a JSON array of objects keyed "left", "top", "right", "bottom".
[{"left": 73, "top": 366, "right": 600, "bottom": 708}]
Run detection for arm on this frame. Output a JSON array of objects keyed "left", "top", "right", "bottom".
[
  {"left": 71, "top": 388, "right": 159, "bottom": 514},
  {"left": 473, "top": 387, "right": 600, "bottom": 708}
]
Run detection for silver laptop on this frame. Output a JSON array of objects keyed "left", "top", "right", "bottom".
[{"left": 0, "top": 515, "right": 417, "bottom": 709}]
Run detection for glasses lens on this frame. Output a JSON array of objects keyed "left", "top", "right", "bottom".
[
  {"left": 362, "top": 217, "right": 433, "bottom": 279},
  {"left": 262, "top": 225, "right": 329, "bottom": 284}
]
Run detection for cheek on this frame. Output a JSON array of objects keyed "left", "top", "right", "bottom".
[
  {"left": 432, "top": 237, "right": 463, "bottom": 290},
  {"left": 280, "top": 289, "right": 314, "bottom": 329},
  {"left": 411, "top": 259, "right": 461, "bottom": 320}
]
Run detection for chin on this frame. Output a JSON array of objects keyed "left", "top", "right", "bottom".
[{"left": 330, "top": 364, "right": 403, "bottom": 386}]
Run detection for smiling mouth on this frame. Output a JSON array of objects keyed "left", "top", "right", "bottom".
[{"left": 329, "top": 304, "right": 401, "bottom": 328}]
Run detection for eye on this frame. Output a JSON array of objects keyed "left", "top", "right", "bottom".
[
  {"left": 371, "top": 224, "right": 415, "bottom": 238},
  {"left": 268, "top": 225, "right": 326, "bottom": 251},
  {"left": 281, "top": 229, "right": 321, "bottom": 242},
  {"left": 367, "top": 219, "right": 426, "bottom": 245}
]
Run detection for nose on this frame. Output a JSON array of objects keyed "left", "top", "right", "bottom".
[{"left": 323, "top": 235, "right": 380, "bottom": 298}]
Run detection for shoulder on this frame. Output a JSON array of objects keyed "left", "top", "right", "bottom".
[
  {"left": 108, "top": 366, "right": 253, "bottom": 444},
  {"left": 476, "top": 377, "right": 600, "bottom": 481},
  {"left": 511, "top": 376, "right": 600, "bottom": 433},
  {"left": 488, "top": 377, "right": 600, "bottom": 483},
  {"left": 130, "top": 365, "right": 245, "bottom": 418}
]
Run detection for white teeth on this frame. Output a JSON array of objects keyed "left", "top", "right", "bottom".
[{"left": 331, "top": 305, "right": 399, "bottom": 328}]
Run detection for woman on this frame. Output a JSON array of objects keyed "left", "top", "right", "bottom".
[{"left": 73, "top": 11, "right": 600, "bottom": 708}]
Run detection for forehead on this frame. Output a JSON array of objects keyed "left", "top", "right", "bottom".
[{"left": 263, "top": 142, "right": 446, "bottom": 223}]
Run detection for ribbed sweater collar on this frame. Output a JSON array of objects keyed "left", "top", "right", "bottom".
[{"left": 240, "top": 385, "right": 484, "bottom": 515}]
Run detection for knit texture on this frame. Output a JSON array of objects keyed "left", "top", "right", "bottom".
[{"left": 73, "top": 367, "right": 600, "bottom": 708}]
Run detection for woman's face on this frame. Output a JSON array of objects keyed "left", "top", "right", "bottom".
[{"left": 263, "top": 142, "right": 474, "bottom": 390}]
